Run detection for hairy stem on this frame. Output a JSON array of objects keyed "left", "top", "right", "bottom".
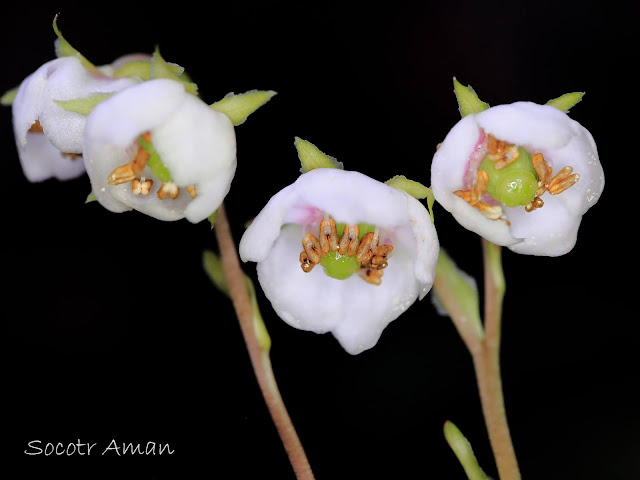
[
  {"left": 214, "top": 203, "right": 315, "bottom": 480},
  {"left": 472, "top": 239, "right": 520, "bottom": 480},
  {"left": 434, "top": 240, "right": 520, "bottom": 479}
]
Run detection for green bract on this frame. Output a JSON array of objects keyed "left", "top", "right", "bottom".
[
  {"left": 52, "top": 14, "right": 98, "bottom": 73},
  {"left": 150, "top": 48, "right": 198, "bottom": 95},
  {"left": 443, "top": 421, "right": 489, "bottom": 480},
  {"left": 453, "top": 77, "right": 490, "bottom": 117},
  {"left": 210, "top": 90, "right": 277, "bottom": 126},
  {"left": 546, "top": 92, "right": 584, "bottom": 112},
  {"left": 295, "top": 137, "right": 343, "bottom": 173},
  {"left": 385, "top": 174, "right": 435, "bottom": 222},
  {"left": 1, "top": 86, "right": 18, "bottom": 106},
  {"left": 54, "top": 92, "right": 114, "bottom": 116}
]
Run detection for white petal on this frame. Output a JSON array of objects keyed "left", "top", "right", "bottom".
[
  {"left": 475, "top": 102, "right": 574, "bottom": 151},
  {"left": 153, "top": 93, "right": 236, "bottom": 223},
  {"left": 405, "top": 193, "right": 439, "bottom": 298},
  {"left": 506, "top": 202, "right": 580, "bottom": 256},
  {"left": 12, "top": 56, "right": 136, "bottom": 182},
  {"left": 431, "top": 101, "right": 604, "bottom": 256},
  {"left": 83, "top": 79, "right": 236, "bottom": 223},
  {"left": 430, "top": 114, "right": 519, "bottom": 246},
  {"left": 239, "top": 183, "right": 305, "bottom": 263},
  {"left": 241, "top": 168, "right": 439, "bottom": 354},
  {"left": 16, "top": 132, "right": 86, "bottom": 182},
  {"left": 256, "top": 224, "right": 422, "bottom": 355}
]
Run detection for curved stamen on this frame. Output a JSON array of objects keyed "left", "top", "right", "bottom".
[
  {"left": 319, "top": 217, "right": 339, "bottom": 255},
  {"left": 108, "top": 132, "right": 152, "bottom": 185},
  {"left": 299, "top": 218, "right": 393, "bottom": 284}
]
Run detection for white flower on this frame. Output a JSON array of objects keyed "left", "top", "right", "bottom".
[
  {"left": 12, "top": 56, "right": 137, "bottom": 182},
  {"left": 83, "top": 78, "right": 237, "bottom": 223},
  {"left": 431, "top": 101, "right": 604, "bottom": 256},
  {"left": 239, "top": 168, "right": 439, "bottom": 355}
]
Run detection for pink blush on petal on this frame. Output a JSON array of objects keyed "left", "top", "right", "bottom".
[
  {"left": 463, "top": 130, "right": 488, "bottom": 189},
  {"left": 285, "top": 204, "right": 325, "bottom": 230}
]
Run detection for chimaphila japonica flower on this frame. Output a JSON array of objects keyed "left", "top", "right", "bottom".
[
  {"left": 11, "top": 16, "right": 275, "bottom": 223},
  {"left": 239, "top": 138, "right": 439, "bottom": 354},
  {"left": 83, "top": 78, "right": 275, "bottom": 223},
  {"left": 2, "top": 15, "right": 202, "bottom": 183},
  {"left": 430, "top": 79, "right": 604, "bottom": 256},
  {"left": 7, "top": 52, "right": 137, "bottom": 181}
]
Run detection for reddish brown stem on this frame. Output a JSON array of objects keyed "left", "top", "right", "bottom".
[
  {"left": 214, "top": 203, "right": 315, "bottom": 480},
  {"left": 472, "top": 239, "right": 521, "bottom": 480}
]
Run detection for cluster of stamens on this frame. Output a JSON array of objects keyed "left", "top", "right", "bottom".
[
  {"left": 454, "top": 134, "right": 580, "bottom": 219},
  {"left": 107, "top": 132, "right": 197, "bottom": 200},
  {"left": 299, "top": 217, "right": 393, "bottom": 285},
  {"left": 526, "top": 152, "right": 579, "bottom": 212},
  {"left": 454, "top": 170, "right": 503, "bottom": 220}
]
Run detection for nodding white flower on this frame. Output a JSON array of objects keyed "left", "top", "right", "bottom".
[
  {"left": 11, "top": 56, "right": 137, "bottom": 182},
  {"left": 239, "top": 168, "right": 439, "bottom": 355},
  {"left": 83, "top": 78, "right": 236, "bottom": 223},
  {"left": 431, "top": 101, "right": 604, "bottom": 256}
]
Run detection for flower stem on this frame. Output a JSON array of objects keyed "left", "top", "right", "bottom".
[
  {"left": 472, "top": 239, "right": 520, "bottom": 480},
  {"left": 433, "top": 240, "right": 520, "bottom": 479},
  {"left": 214, "top": 202, "right": 316, "bottom": 480}
]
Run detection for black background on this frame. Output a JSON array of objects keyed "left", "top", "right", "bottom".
[{"left": 2, "top": 1, "right": 637, "bottom": 479}]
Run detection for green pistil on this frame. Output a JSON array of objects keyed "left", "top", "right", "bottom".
[
  {"left": 319, "top": 221, "right": 376, "bottom": 280},
  {"left": 137, "top": 134, "right": 172, "bottom": 183},
  {"left": 335, "top": 222, "right": 376, "bottom": 241},
  {"left": 479, "top": 146, "right": 538, "bottom": 208},
  {"left": 320, "top": 252, "right": 361, "bottom": 280}
]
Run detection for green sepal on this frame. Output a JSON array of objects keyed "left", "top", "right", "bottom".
[
  {"left": 137, "top": 134, "right": 172, "bottom": 182},
  {"left": 210, "top": 90, "right": 277, "bottom": 126},
  {"left": 54, "top": 92, "right": 114, "bottom": 116},
  {"left": 453, "top": 77, "right": 490, "bottom": 117},
  {"left": 150, "top": 47, "right": 198, "bottom": 95},
  {"left": 85, "top": 191, "right": 96, "bottom": 203},
  {"left": 202, "top": 250, "right": 271, "bottom": 352},
  {"left": 113, "top": 60, "right": 153, "bottom": 80},
  {"left": 434, "top": 249, "right": 484, "bottom": 341},
  {"left": 385, "top": 175, "right": 435, "bottom": 222},
  {"left": 294, "top": 137, "right": 343, "bottom": 173},
  {"left": 52, "top": 14, "right": 98, "bottom": 73},
  {"left": 444, "top": 421, "right": 490, "bottom": 480},
  {"left": 1, "top": 86, "right": 18, "bottom": 106},
  {"left": 546, "top": 92, "right": 584, "bottom": 112}
]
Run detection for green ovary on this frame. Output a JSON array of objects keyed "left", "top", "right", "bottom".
[
  {"left": 319, "top": 221, "right": 376, "bottom": 280},
  {"left": 479, "top": 146, "right": 538, "bottom": 207},
  {"left": 320, "top": 252, "right": 361, "bottom": 279}
]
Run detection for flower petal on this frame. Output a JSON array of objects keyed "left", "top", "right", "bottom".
[
  {"left": 256, "top": 224, "right": 422, "bottom": 354},
  {"left": 240, "top": 168, "right": 439, "bottom": 354},
  {"left": 17, "top": 132, "right": 86, "bottom": 182},
  {"left": 84, "top": 79, "right": 236, "bottom": 223},
  {"left": 12, "top": 56, "right": 137, "bottom": 182},
  {"left": 430, "top": 114, "right": 519, "bottom": 246},
  {"left": 431, "top": 101, "right": 604, "bottom": 256}
]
